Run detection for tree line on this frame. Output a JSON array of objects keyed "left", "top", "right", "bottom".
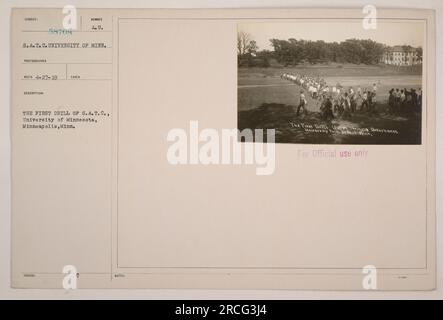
[
  {"left": 238, "top": 31, "right": 391, "bottom": 67},
  {"left": 270, "top": 38, "right": 385, "bottom": 65}
]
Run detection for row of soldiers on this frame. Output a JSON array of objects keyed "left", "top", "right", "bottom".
[
  {"left": 281, "top": 73, "right": 326, "bottom": 98},
  {"left": 387, "top": 88, "right": 422, "bottom": 114},
  {"left": 321, "top": 87, "right": 378, "bottom": 119},
  {"left": 283, "top": 72, "right": 379, "bottom": 119},
  {"left": 282, "top": 72, "right": 421, "bottom": 120}
]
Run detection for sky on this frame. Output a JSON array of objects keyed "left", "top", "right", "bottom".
[{"left": 238, "top": 20, "right": 425, "bottom": 50}]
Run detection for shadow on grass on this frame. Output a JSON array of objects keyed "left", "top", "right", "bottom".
[{"left": 238, "top": 103, "right": 422, "bottom": 145}]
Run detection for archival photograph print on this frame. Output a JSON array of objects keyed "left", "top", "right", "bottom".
[{"left": 237, "top": 20, "right": 424, "bottom": 144}]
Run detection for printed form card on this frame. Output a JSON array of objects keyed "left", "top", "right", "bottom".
[{"left": 11, "top": 8, "right": 436, "bottom": 290}]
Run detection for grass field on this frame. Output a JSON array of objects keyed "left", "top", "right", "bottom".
[
  {"left": 238, "top": 64, "right": 422, "bottom": 144},
  {"left": 238, "top": 62, "right": 422, "bottom": 78}
]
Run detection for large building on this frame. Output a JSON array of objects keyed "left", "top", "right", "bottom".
[{"left": 382, "top": 45, "right": 422, "bottom": 66}]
